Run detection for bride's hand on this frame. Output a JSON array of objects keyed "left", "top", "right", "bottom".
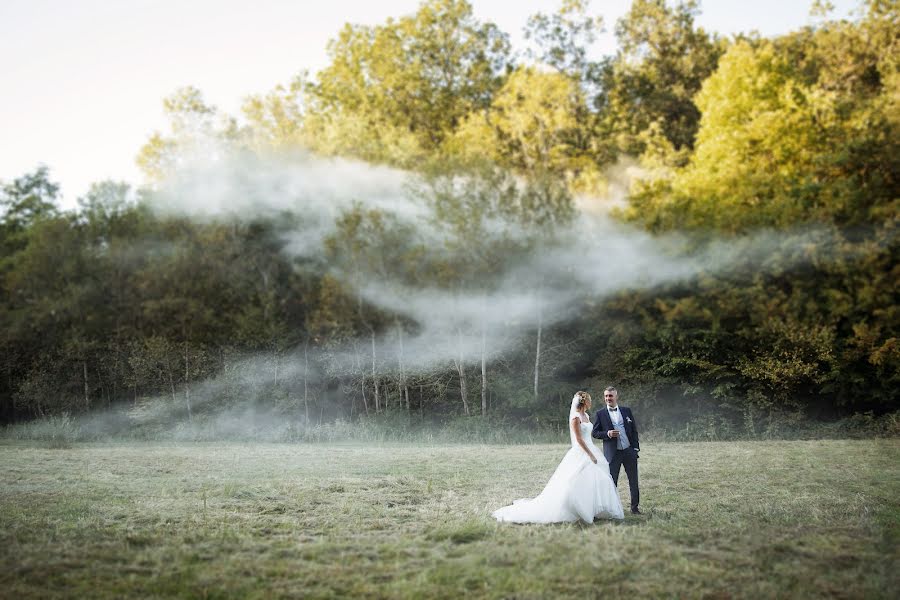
[{"left": 590, "top": 456, "right": 598, "bottom": 464}]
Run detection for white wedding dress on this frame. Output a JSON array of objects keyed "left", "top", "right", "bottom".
[{"left": 493, "top": 413, "right": 624, "bottom": 524}]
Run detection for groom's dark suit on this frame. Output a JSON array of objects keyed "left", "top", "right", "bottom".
[{"left": 592, "top": 406, "right": 640, "bottom": 511}]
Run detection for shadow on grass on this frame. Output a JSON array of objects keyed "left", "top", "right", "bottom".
[{"left": 426, "top": 520, "right": 494, "bottom": 544}]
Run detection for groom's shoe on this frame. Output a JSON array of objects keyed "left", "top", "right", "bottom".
[{"left": 631, "top": 507, "right": 642, "bottom": 515}]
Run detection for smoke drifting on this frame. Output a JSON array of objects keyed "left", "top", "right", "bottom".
[
  {"left": 144, "top": 151, "right": 833, "bottom": 379},
  {"left": 149, "top": 154, "right": 647, "bottom": 366},
  {"left": 16, "top": 148, "right": 836, "bottom": 441},
  {"left": 152, "top": 152, "right": 421, "bottom": 254}
]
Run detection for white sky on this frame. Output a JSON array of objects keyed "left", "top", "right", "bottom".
[{"left": 0, "top": 0, "right": 859, "bottom": 208}]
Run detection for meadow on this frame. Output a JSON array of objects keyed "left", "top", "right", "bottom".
[{"left": 2, "top": 439, "right": 898, "bottom": 599}]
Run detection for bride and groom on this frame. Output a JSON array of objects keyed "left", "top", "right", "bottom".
[{"left": 492, "top": 387, "right": 641, "bottom": 524}]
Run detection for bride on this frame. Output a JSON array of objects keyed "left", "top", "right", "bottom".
[{"left": 492, "top": 391, "right": 624, "bottom": 523}]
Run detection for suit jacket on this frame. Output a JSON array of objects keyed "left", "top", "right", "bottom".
[{"left": 592, "top": 406, "right": 640, "bottom": 463}]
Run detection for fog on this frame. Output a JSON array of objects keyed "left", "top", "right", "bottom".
[
  {"left": 152, "top": 153, "right": 838, "bottom": 374},
  {"left": 154, "top": 152, "right": 833, "bottom": 374},
  {"left": 11, "top": 150, "right": 842, "bottom": 440}
]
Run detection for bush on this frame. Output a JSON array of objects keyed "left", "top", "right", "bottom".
[{"left": 6, "top": 412, "right": 80, "bottom": 448}]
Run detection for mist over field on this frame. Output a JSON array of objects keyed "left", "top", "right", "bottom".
[
  {"left": 144, "top": 151, "right": 844, "bottom": 377},
  {"left": 7, "top": 148, "right": 871, "bottom": 443}
]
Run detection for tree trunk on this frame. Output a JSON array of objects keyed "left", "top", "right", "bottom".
[
  {"left": 361, "top": 376, "right": 368, "bottom": 415},
  {"left": 183, "top": 341, "right": 193, "bottom": 424},
  {"left": 481, "top": 325, "right": 487, "bottom": 417},
  {"left": 458, "top": 362, "right": 469, "bottom": 416},
  {"left": 356, "top": 343, "right": 369, "bottom": 416},
  {"left": 534, "top": 295, "right": 542, "bottom": 403},
  {"left": 100, "top": 371, "right": 109, "bottom": 408},
  {"left": 371, "top": 330, "right": 380, "bottom": 413},
  {"left": 273, "top": 347, "right": 279, "bottom": 388},
  {"left": 303, "top": 341, "right": 310, "bottom": 428},
  {"left": 8, "top": 350, "right": 16, "bottom": 417},
  {"left": 355, "top": 285, "right": 371, "bottom": 415},
  {"left": 456, "top": 328, "right": 469, "bottom": 416},
  {"left": 112, "top": 335, "right": 120, "bottom": 401},
  {"left": 166, "top": 356, "right": 177, "bottom": 405},
  {"left": 83, "top": 361, "right": 90, "bottom": 411},
  {"left": 397, "top": 322, "right": 408, "bottom": 412}
]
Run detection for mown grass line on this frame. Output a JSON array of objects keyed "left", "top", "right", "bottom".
[{"left": 1, "top": 440, "right": 898, "bottom": 598}]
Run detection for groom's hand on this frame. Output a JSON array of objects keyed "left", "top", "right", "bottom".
[{"left": 608, "top": 430, "right": 619, "bottom": 438}]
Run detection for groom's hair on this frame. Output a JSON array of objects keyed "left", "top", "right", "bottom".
[{"left": 604, "top": 386, "right": 618, "bottom": 395}]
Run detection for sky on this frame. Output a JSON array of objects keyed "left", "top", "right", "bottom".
[{"left": 0, "top": 0, "right": 861, "bottom": 208}]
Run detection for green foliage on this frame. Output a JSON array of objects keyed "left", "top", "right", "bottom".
[
  {"left": 524, "top": 0, "right": 604, "bottom": 82},
  {"left": 2, "top": 1, "right": 897, "bottom": 430},
  {"left": 241, "top": 74, "right": 307, "bottom": 152},
  {"left": 449, "top": 67, "right": 604, "bottom": 192},
  {"left": 606, "top": 5, "right": 899, "bottom": 422},
  {"left": 0, "top": 167, "right": 60, "bottom": 260},
  {"left": 628, "top": 10, "right": 899, "bottom": 231},
  {"left": 304, "top": 0, "right": 510, "bottom": 165},
  {"left": 597, "top": 0, "right": 724, "bottom": 155},
  {"left": 136, "top": 87, "right": 245, "bottom": 182}
]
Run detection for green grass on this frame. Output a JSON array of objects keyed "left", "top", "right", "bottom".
[{"left": 1, "top": 440, "right": 898, "bottom": 598}]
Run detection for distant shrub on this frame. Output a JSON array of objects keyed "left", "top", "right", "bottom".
[
  {"left": 280, "top": 413, "right": 564, "bottom": 445},
  {"left": 645, "top": 409, "right": 900, "bottom": 442},
  {"left": 673, "top": 413, "right": 737, "bottom": 442},
  {"left": 6, "top": 411, "right": 80, "bottom": 448}
]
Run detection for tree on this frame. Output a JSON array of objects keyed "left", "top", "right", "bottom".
[
  {"left": 242, "top": 74, "right": 308, "bottom": 152},
  {"left": 0, "top": 167, "right": 60, "bottom": 257},
  {"left": 449, "top": 67, "right": 600, "bottom": 191},
  {"left": 524, "top": 0, "right": 604, "bottom": 84},
  {"left": 136, "top": 87, "right": 244, "bottom": 182},
  {"left": 324, "top": 205, "right": 420, "bottom": 413},
  {"left": 627, "top": 29, "right": 898, "bottom": 231},
  {"left": 416, "top": 164, "right": 574, "bottom": 412},
  {"left": 615, "top": 5, "right": 899, "bottom": 419},
  {"left": 598, "top": 0, "right": 723, "bottom": 155},
  {"left": 306, "top": 0, "right": 511, "bottom": 165}
]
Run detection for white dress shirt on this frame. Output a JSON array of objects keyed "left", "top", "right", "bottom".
[{"left": 608, "top": 406, "right": 624, "bottom": 426}]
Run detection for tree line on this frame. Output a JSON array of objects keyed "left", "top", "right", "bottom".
[{"left": 1, "top": 0, "right": 896, "bottom": 433}]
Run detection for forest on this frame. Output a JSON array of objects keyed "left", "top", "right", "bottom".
[{"left": 1, "top": 0, "right": 897, "bottom": 438}]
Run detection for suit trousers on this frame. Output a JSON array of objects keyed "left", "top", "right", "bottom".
[{"left": 609, "top": 447, "right": 639, "bottom": 510}]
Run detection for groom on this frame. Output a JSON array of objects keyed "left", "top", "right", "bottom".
[{"left": 592, "top": 386, "right": 641, "bottom": 514}]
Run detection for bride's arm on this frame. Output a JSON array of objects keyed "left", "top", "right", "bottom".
[{"left": 572, "top": 417, "right": 598, "bottom": 464}]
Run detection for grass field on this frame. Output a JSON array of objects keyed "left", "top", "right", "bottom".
[{"left": 1, "top": 439, "right": 898, "bottom": 599}]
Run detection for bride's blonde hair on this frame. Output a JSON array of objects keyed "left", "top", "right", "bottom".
[{"left": 575, "top": 391, "right": 591, "bottom": 410}]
